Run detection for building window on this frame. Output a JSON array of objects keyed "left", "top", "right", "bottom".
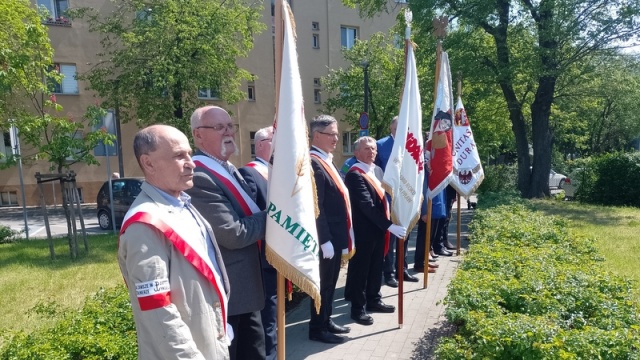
[
  {"left": 313, "top": 78, "right": 321, "bottom": 87},
  {"left": 0, "top": 191, "right": 18, "bottom": 207},
  {"left": 38, "top": 0, "right": 71, "bottom": 25},
  {"left": 250, "top": 131, "right": 257, "bottom": 157},
  {"left": 198, "top": 88, "right": 220, "bottom": 100},
  {"left": 343, "top": 131, "right": 358, "bottom": 154},
  {"left": 312, "top": 34, "right": 320, "bottom": 49},
  {"left": 247, "top": 85, "right": 256, "bottom": 101},
  {"left": 1, "top": 132, "right": 12, "bottom": 163},
  {"left": 341, "top": 26, "right": 358, "bottom": 49},
  {"left": 48, "top": 64, "right": 78, "bottom": 94},
  {"left": 313, "top": 89, "right": 321, "bottom": 104},
  {"left": 312, "top": 22, "right": 319, "bottom": 31}
]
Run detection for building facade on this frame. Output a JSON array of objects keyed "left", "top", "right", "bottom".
[{"left": 0, "top": 0, "right": 403, "bottom": 207}]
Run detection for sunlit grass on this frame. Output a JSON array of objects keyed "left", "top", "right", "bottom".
[
  {"left": 0, "top": 234, "right": 121, "bottom": 337},
  {"left": 530, "top": 199, "right": 640, "bottom": 300}
]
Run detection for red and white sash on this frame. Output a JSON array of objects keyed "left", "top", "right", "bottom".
[
  {"left": 310, "top": 150, "right": 355, "bottom": 259},
  {"left": 120, "top": 202, "right": 228, "bottom": 334},
  {"left": 349, "top": 163, "right": 391, "bottom": 255},
  {"left": 245, "top": 159, "right": 270, "bottom": 181},
  {"left": 192, "top": 155, "right": 260, "bottom": 216}
]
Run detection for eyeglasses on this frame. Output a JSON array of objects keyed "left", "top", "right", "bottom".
[
  {"left": 197, "top": 124, "right": 239, "bottom": 133},
  {"left": 318, "top": 131, "right": 339, "bottom": 138}
]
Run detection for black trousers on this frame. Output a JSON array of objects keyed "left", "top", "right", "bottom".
[
  {"left": 228, "top": 311, "right": 266, "bottom": 360},
  {"left": 309, "top": 252, "right": 342, "bottom": 333},
  {"left": 261, "top": 267, "right": 278, "bottom": 360},
  {"left": 346, "top": 236, "right": 384, "bottom": 314},
  {"left": 415, "top": 218, "right": 444, "bottom": 268}
]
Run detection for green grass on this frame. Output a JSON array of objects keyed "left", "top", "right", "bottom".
[
  {"left": 0, "top": 234, "right": 122, "bottom": 336},
  {"left": 530, "top": 199, "right": 640, "bottom": 300}
]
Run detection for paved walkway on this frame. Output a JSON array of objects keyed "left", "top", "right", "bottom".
[{"left": 283, "top": 196, "right": 475, "bottom": 360}]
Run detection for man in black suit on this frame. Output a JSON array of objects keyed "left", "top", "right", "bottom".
[
  {"left": 344, "top": 137, "right": 406, "bottom": 326},
  {"left": 238, "top": 126, "right": 276, "bottom": 360},
  {"left": 308, "top": 115, "right": 353, "bottom": 344}
]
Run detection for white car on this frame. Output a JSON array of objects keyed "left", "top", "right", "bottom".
[{"left": 549, "top": 169, "right": 568, "bottom": 189}]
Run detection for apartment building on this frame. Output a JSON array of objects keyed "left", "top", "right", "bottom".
[{"left": 0, "top": 0, "right": 403, "bottom": 207}]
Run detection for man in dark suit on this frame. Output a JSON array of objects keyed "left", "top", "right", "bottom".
[
  {"left": 187, "top": 106, "right": 267, "bottom": 360},
  {"left": 238, "top": 126, "right": 277, "bottom": 360},
  {"left": 308, "top": 115, "right": 353, "bottom": 344},
  {"left": 344, "top": 136, "right": 406, "bottom": 326}
]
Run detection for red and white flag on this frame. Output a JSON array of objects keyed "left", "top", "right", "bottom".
[
  {"left": 266, "top": 0, "right": 321, "bottom": 312},
  {"left": 451, "top": 97, "right": 484, "bottom": 196},
  {"left": 382, "top": 41, "right": 424, "bottom": 230},
  {"left": 426, "top": 51, "right": 454, "bottom": 198}
]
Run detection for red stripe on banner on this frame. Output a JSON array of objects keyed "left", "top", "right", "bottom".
[
  {"left": 121, "top": 212, "right": 227, "bottom": 333},
  {"left": 311, "top": 154, "right": 354, "bottom": 254},
  {"left": 138, "top": 292, "right": 172, "bottom": 311},
  {"left": 194, "top": 160, "right": 252, "bottom": 216},
  {"left": 349, "top": 166, "right": 391, "bottom": 255}
]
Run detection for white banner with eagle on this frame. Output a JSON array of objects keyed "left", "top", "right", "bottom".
[{"left": 450, "top": 97, "right": 484, "bottom": 196}]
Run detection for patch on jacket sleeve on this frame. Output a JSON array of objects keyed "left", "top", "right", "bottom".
[{"left": 135, "top": 279, "right": 171, "bottom": 311}]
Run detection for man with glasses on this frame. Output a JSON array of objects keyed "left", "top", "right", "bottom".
[
  {"left": 187, "top": 106, "right": 267, "bottom": 360},
  {"left": 238, "top": 126, "right": 277, "bottom": 360},
  {"left": 308, "top": 115, "right": 353, "bottom": 344}
]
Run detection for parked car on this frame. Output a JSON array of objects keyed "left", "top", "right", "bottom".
[
  {"left": 563, "top": 168, "right": 584, "bottom": 199},
  {"left": 548, "top": 169, "right": 568, "bottom": 189},
  {"left": 96, "top": 178, "right": 143, "bottom": 230}
]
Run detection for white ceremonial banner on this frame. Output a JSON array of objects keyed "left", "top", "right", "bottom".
[
  {"left": 266, "top": 0, "right": 321, "bottom": 312},
  {"left": 382, "top": 42, "right": 424, "bottom": 231},
  {"left": 451, "top": 97, "right": 484, "bottom": 196}
]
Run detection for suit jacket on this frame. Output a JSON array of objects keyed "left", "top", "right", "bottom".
[
  {"left": 238, "top": 159, "right": 273, "bottom": 271},
  {"left": 375, "top": 135, "right": 394, "bottom": 171},
  {"left": 345, "top": 167, "right": 393, "bottom": 244},
  {"left": 119, "top": 182, "right": 230, "bottom": 360},
  {"left": 187, "top": 153, "right": 267, "bottom": 316},
  {"left": 311, "top": 152, "right": 349, "bottom": 251}
]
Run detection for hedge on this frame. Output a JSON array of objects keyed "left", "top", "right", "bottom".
[{"left": 436, "top": 194, "right": 640, "bottom": 359}]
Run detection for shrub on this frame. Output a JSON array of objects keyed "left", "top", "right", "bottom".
[
  {"left": 477, "top": 164, "right": 518, "bottom": 194},
  {"left": 578, "top": 152, "right": 640, "bottom": 207},
  {"left": 0, "top": 285, "right": 137, "bottom": 359},
  {"left": 437, "top": 197, "right": 640, "bottom": 359},
  {"left": 0, "top": 225, "right": 21, "bottom": 244}
]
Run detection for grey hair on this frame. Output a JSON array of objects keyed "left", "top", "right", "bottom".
[
  {"left": 309, "top": 114, "right": 337, "bottom": 136},
  {"left": 353, "top": 136, "right": 376, "bottom": 152},
  {"left": 133, "top": 127, "right": 160, "bottom": 168},
  {"left": 254, "top": 126, "right": 274, "bottom": 142},
  {"left": 190, "top": 105, "right": 229, "bottom": 131}
]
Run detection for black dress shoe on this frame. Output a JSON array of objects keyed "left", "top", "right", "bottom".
[
  {"left": 309, "top": 330, "right": 346, "bottom": 344},
  {"left": 328, "top": 320, "right": 351, "bottom": 334},
  {"left": 350, "top": 312, "right": 374, "bottom": 325},
  {"left": 445, "top": 242, "right": 457, "bottom": 250},
  {"left": 366, "top": 301, "right": 395, "bottom": 313},
  {"left": 385, "top": 277, "right": 398, "bottom": 288},
  {"left": 435, "top": 249, "right": 453, "bottom": 256},
  {"left": 403, "top": 271, "right": 419, "bottom": 282}
]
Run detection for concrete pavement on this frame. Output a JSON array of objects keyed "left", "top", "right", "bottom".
[{"left": 283, "top": 197, "right": 475, "bottom": 360}]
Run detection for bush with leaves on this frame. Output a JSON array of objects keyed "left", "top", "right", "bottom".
[
  {"left": 0, "top": 225, "right": 21, "bottom": 244},
  {"left": 577, "top": 152, "right": 640, "bottom": 207},
  {"left": 436, "top": 195, "right": 640, "bottom": 359},
  {"left": 0, "top": 285, "right": 137, "bottom": 359},
  {"left": 476, "top": 164, "right": 518, "bottom": 194}
]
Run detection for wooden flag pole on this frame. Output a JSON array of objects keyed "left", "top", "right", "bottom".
[
  {"left": 274, "top": 1, "right": 284, "bottom": 359},
  {"left": 456, "top": 194, "right": 461, "bottom": 255},
  {"left": 423, "top": 198, "right": 432, "bottom": 289},
  {"left": 398, "top": 236, "right": 404, "bottom": 328}
]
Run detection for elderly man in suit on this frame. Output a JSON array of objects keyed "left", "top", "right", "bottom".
[
  {"left": 344, "top": 136, "right": 406, "bottom": 326},
  {"left": 187, "top": 106, "right": 267, "bottom": 360},
  {"left": 308, "top": 114, "right": 353, "bottom": 344},
  {"left": 238, "top": 126, "right": 277, "bottom": 360},
  {"left": 118, "top": 125, "right": 231, "bottom": 359}
]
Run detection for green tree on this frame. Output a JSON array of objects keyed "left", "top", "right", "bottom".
[
  {"left": 69, "top": 0, "right": 265, "bottom": 134},
  {"left": 322, "top": 32, "right": 406, "bottom": 139},
  {"left": 344, "top": 0, "right": 640, "bottom": 198}
]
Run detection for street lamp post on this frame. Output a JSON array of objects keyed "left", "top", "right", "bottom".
[{"left": 361, "top": 60, "right": 369, "bottom": 113}]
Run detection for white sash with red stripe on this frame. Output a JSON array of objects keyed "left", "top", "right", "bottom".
[
  {"left": 192, "top": 155, "right": 260, "bottom": 215},
  {"left": 245, "top": 159, "right": 270, "bottom": 181},
  {"left": 349, "top": 162, "right": 391, "bottom": 255},
  {"left": 310, "top": 150, "right": 355, "bottom": 259},
  {"left": 120, "top": 201, "right": 229, "bottom": 335}
]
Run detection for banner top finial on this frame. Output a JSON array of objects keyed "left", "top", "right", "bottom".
[{"left": 404, "top": 9, "right": 413, "bottom": 24}]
